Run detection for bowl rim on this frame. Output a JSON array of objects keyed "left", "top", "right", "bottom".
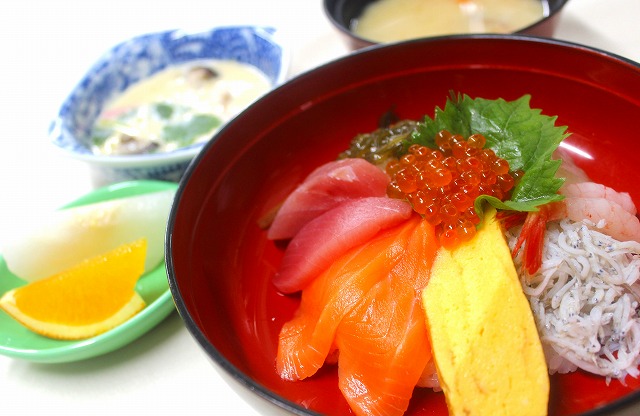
[
  {"left": 322, "top": 0, "right": 572, "bottom": 48},
  {"left": 166, "top": 33, "right": 640, "bottom": 416},
  {"left": 49, "top": 25, "right": 290, "bottom": 166}
]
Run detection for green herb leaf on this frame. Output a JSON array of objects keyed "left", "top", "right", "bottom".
[
  {"left": 90, "top": 126, "right": 113, "bottom": 146},
  {"left": 410, "top": 93, "right": 568, "bottom": 215},
  {"left": 154, "top": 102, "right": 174, "bottom": 119},
  {"left": 162, "top": 114, "right": 221, "bottom": 146}
]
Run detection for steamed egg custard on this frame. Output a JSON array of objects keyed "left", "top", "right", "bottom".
[
  {"left": 353, "top": 0, "right": 546, "bottom": 43},
  {"left": 91, "top": 60, "right": 271, "bottom": 155}
]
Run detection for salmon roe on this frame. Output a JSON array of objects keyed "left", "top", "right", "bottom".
[{"left": 386, "top": 130, "right": 520, "bottom": 249}]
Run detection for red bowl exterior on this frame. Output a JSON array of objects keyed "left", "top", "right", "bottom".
[
  {"left": 167, "top": 35, "right": 640, "bottom": 415},
  {"left": 324, "top": 0, "right": 571, "bottom": 51}
]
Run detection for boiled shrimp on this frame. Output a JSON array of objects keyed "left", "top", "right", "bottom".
[
  {"left": 560, "top": 182, "right": 636, "bottom": 215},
  {"left": 507, "top": 182, "right": 640, "bottom": 275},
  {"left": 549, "top": 196, "right": 640, "bottom": 243},
  {"left": 507, "top": 146, "right": 639, "bottom": 275}
]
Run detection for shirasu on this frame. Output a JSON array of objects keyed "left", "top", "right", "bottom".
[{"left": 506, "top": 218, "right": 640, "bottom": 381}]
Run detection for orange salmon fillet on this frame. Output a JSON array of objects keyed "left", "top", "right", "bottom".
[
  {"left": 277, "top": 217, "right": 419, "bottom": 381},
  {"left": 336, "top": 219, "right": 436, "bottom": 415},
  {"left": 276, "top": 217, "right": 438, "bottom": 415}
]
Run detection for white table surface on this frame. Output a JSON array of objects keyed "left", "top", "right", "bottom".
[{"left": 1, "top": 0, "right": 639, "bottom": 414}]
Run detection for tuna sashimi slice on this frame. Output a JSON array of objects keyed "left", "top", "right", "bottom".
[
  {"left": 267, "top": 158, "right": 390, "bottom": 240},
  {"left": 276, "top": 218, "right": 420, "bottom": 381},
  {"left": 272, "top": 197, "right": 413, "bottom": 294},
  {"left": 335, "top": 220, "right": 437, "bottom": 416}
]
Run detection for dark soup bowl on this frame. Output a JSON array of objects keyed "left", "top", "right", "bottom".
[
  {"left": 166, "top": 35, "right": 640, "bottom": 416},
  {"left": 324, "top": 0, "right": 571, "bottom": 50}
]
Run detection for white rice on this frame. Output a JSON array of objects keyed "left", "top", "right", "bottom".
[{"left": 506, "top": 218, "right": 640, "bottom": 382}]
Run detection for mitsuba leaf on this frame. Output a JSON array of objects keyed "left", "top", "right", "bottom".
[
  {"left": 410, "top": 94, "right": 568, "bottom": 216},
  {"left": 162, "top": 114, "right": 221, "bottom": 146},
  {"left": 154, "top": 102, "right": 174, "bottom": 119}
]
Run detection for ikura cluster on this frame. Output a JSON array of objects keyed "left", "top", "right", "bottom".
[{"left": 386, "top": 130, "right": 520, "bottom": 248}]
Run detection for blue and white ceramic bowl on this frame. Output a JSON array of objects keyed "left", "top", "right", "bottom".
[{"left": 50, "top": 26, "right": 289, "bottom": 186}]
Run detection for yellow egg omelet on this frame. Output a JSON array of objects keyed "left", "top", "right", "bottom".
[{"left": 422, "top": 208, "right": 549, "bottom": 416}]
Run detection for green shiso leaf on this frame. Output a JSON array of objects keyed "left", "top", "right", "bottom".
[{"left": 409, "top": 93, "right": 568, "bottom": 217}]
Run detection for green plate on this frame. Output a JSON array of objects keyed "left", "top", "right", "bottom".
[{"left": 0, "top": 180, "right": 178, "bottom": 363}]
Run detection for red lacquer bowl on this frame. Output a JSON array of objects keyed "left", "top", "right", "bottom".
[{"left": 166, "top": 35, "right": 640, "bottom": 415}]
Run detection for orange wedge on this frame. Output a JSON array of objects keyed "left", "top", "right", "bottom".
[{"left": 0, "top": 239, "right": 148, "bottom": 340}]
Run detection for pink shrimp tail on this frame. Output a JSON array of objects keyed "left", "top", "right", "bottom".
[{"left": 502, "top": 205, "right": 556, "bottom": 277}]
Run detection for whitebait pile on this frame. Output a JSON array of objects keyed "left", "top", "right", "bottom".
[{"left": 507, "top": 218, "right": 640, "bottom": 381}]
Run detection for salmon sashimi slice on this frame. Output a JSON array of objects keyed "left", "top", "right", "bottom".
[
  {"left": 267, "top": 159, "right": 390, "bottom": 240},
  {"left": 335, "top": 220, "right": 437, "bottom": 416},
  {"left": 273, "top": 197, "right": 413, "bottom": 293},
  {"left": 277, "top": 218, "right": 439, "bottom": 416},
  {"left": 276, "top": 218, "right": 420, "bottom": 381}
]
